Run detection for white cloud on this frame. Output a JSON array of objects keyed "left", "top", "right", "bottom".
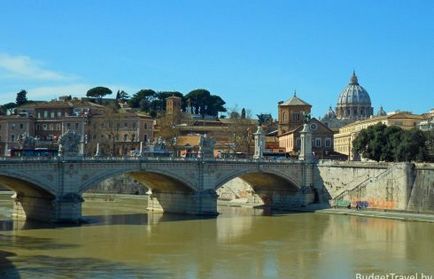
[{"left": 0, "top": 53, "right": 76, "bottom": 81}]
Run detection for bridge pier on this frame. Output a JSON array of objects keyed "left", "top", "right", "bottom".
[
  {"left": 255, "top": 189, "right": 314, "bottom": 210},
  {"left": 52, "top": 193, "right": 84, "bottom": 223},
  {"left": 12, "top": 192, "right": 56, "bottom": 222},
  {"left": 147, "top": 190, "right": 218, "bottom": 216}
]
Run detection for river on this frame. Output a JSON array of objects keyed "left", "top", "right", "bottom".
[{"left": 0, "top": 193, "right": 433, "bottom": 279}]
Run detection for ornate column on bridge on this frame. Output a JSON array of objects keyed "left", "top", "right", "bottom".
[
  {"left": 253, "top": 126, "right": 265, "bottom": 159},
  {"left": 58, "top": 130, "right": 82, "bottom": 159},
  {"left": 299, "top": 122, "right": 316, "bottom": 204},
  {"left": 299, "top": 123, "right": 312, "bottom": 162}
]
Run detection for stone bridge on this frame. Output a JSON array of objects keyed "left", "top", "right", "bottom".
[{"left": 0, "top": 157, "right": 319, "bottom": 222}]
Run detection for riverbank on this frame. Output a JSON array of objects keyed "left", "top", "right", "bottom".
[{"left": 316, "top": 208, "right": 434, "bottom": 223}]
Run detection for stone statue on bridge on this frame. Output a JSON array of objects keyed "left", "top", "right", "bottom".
[
  {"left": 58, "top": 130, "right": 82, "bottom": 158},
  {"left": 18, "top": 133, "right": 36, "bottom": 149},
  {"left": 199, "top": 134, "right": 215, "bottom": 159}
]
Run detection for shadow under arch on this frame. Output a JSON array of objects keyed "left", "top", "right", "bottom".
[
  {"left": 215, "top": 169, "right": 302, "bottom": 209},
  {"left": 79, "top": 169, "right": 200, "bottom": 215},
  {"left": 79, "top": 168, "right": 196, "bottom": 194},
  {"left": 215, "top": 169, "right": 300, "bottom": 193},
  {"left": 0, "top": 174, "right": 56, "bottom": 222}
]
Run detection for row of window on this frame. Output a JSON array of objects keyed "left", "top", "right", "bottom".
[
  {"left": 281, "top": 137, "right": 332, "bottom": 148},
  {"left": 5, "top": 133, "right": 149, "bottom": 143},
  {"left": 92, "top": 133, "right": 148, "bottom": 142},
  {"left": 281, "top": 111, "right": 303, "bottom": 122},
  {"left": 37, "top": 111, "right": 68, "bottom": 118},
  {"left": 0, "top": 123, "right": 26, "bottom": 130},
  {"left": 92, "top": 122, "right": 149, "bottom": 130}
]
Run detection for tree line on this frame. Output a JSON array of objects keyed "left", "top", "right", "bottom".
[
  {"left": 352, "top": 123, "right": 433, "bottom": 162},
  {"left": 127, "top": 88, "right": 226, "bottom": 118},
  {"left": 85, "top": 87, "right": 227, "bottom": 118}
]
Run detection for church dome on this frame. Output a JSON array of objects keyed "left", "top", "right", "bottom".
[
  {"left": 337, "top": 71, "right": 371, "bottom": 106},
  {"left": 335, "top": 71, "right": 373, "bottom": 120}
]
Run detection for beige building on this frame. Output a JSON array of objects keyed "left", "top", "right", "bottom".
[
  {"left": 88, "top": 111, "right": 153, "bottom": 156},
  {"left": 277, "top": 92, "right": 311, "bottom": 135},
  {"left": 278, "top": 118, "right": 334, "bottom": 158},
  {"left": 334, "top": 112, "right": 424, "bottom": 158},
  {"left": 0, "top": 99, "right": 153, "bottom": 156}
]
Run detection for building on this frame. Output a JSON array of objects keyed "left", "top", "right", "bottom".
[
  {"left": 321, "top": 71, "right": 376, "bottom": 130},
  {"left": 418, "top": 109, "right": 434, "bottom": 131},
  {"left": 166, "top": 95, "right": 182, "bottom": 115},
  {"left": 336, "top": 71, "right": 373, "bottom": 120},
  {"left": 276, "top": 93, "right": 334, "bottom": 158},
  {"left": 334, "top": 112, "right": 424, "bottom": 159},
  {"left": 278, "top": 118, "right": 334, "bottom": 159},
  {"left": 0, "top": 99, "right": 154, "bottom": 156},
  {"left": 87, "top": 111, "right": 154, "bottom": 156},
  {"left": 278, "top": 92, "right": 311, "bottom": 135}
]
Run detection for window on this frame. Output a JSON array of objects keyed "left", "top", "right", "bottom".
[
  {"left": 282, "top": 112, "right": 286, "bottom": 122},
  {"left": 124, "top": 134, "right": 128, "bottom": 141},
  {"left": 11, "top": 123, "right": 16, "bottom": 130},
  {"left": 57, "top": 111, "right": 62, "bottom": 117},
  {"left": 11, "top": 134, "right": 15, "bottom": 142},
  {"left": 325, "top": 138, "right": 332, "bottom": 147},
  {"left": 20, "top": 123, "right": 24, "bottom": 129},
  {"left": 75, "top": 123, "right": 79, "bottom": 129},
  {"left": 51, "top": 112, "right": 55, "bottom": 118},
  {"left": 37, "top": 112, "right": 41, "bottom": 118},
  {"left": 124, "top": 122, "right": 128, "bottom": 128},
  {"left": 44, "top": 111, "right": 48, "bottom": 118},
  {"left": 131, "top": 134, "right": 136, "bottom": 142},
  {"left": 144, "top": 123, "right": 147, "bottom": 129},
  {"left": 144, "top": 134, "right": 148, "bottom": 143},
  {"left": 67, "top": 123, "right": 71, "bottom": 129},
  {"left": 43, "top": 124, "right": 48, "bottom": 130},
  {"left": 132, "top": 122, "right": 136, "bottom": 129},
  {"left": 315, "top": 138, "right": 322, "bottom": 147},
  {"left": 296, "top": 137, "right": 301, "bottom": 148}
]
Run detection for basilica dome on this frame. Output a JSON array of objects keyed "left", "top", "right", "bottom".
[{"left": 336, "top": 71, "right": 373, "bottom": 120}]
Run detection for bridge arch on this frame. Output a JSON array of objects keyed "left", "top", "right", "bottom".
[
  {"left": 0, "top": 171, "right": 56, "bottom": 197},
  {"left": 214, "top": 167, "right": 303, "bottom": 209},
  {"left": 79, "top": 167, "right": 197, "bottom": 194},
  {"left": 214, "top": 168, "right": 301, "bottom": 192},
  {"left": 0, "top": 171, "right": 57, "bottom": 222}
]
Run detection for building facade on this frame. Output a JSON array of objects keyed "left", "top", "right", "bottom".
[
  {"left": 336, "top": 71, "right": 373, "bottom": 120},
  {"left": 334, "top": 112, "right": 424, "bottom": 158},
  {"left": 278, "top": 92, "right": 312, "bottom": 135},
  {"left": 278, "top": 118, "right": 334, "bottom": 158},
  {"left": 0, "top": 100, "right": 153, "bottom": 156}
]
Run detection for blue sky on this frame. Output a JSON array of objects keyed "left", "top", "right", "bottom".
[{"left": 0, "top": 0, "right": 433, "bottom": 118}]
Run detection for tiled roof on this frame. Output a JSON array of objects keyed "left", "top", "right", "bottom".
[{"left": 280, "top": 95, "right": 311, "bottom": 106}]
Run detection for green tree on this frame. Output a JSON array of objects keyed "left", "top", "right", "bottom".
[
  {"left": 185, "top": 89, "right": 226, "bottom": 117},
  {"left": 352, "top": 123, "right": 429, "bottom": 162},
  {"left": 152, "top": 91, "right": 183, "bottom": 113},
  {"left": 16, "top": 90, "right": 28, "bottom": 106},
  {"left": 86, "top": 86, "right": 113, "bottom": 99},
  {"left": 241, "top": 108, "right": 246, "bottom": 119},
  {"left": 116, "top": 90, "right": 129, "bottom": 101},
  {"left": 129, "top": 89, "right": 156, "bottom": 110},
  {"left": 1, "top": 102, "right": 17, "bottom": 115}
]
